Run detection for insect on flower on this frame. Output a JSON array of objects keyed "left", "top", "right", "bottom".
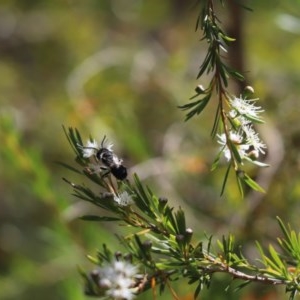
[{"left": 79, "top": 136, "right": 128, "bottom": 180}]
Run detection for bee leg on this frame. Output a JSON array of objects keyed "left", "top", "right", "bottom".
[{"left": 99, "top": 166, "right": 111, "bottom": 179}]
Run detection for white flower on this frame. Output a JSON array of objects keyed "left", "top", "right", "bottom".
[
  {"left": 217, "top": 131, "right": 249, "bottom": 161},
  {"left": 98, "top": 260, "right": 138, "bottom": 300},
  {"left": 79, "top": 139, "right": 98, "bottom": 158},
  {"left": 228, "top": 109, "right": 238, "bottom": 119},
  {"left": 106, "top": 287, "right": 135, "bottom": 300},
  {"left": 114, "top": 191, "right": 134, "bottom": 207},
  {"left": 243, "top": 125, "right": 267, "bottom": 156},
  {"left": 229, "top": 110, "right": 251, "bottom": 126},
  {"left": 229, "top": 96, "right": 264, "bottom": 121}
]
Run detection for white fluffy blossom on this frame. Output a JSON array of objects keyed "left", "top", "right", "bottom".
[
  {"left": 80, "top": 139, "right": 99, "bottom": 158},
  {"left": 98, "top": 260, "right": 138, "bottom": 300},
  {"left": 243, "top": 125, "right": 267, "bottom": 157},
  {"left": 217, "top": 131, "right": 249, "bottom": 161},
  {"left": 217, "top": 125, "right": 267, "bottom": 162},
  {"left": 229, "top": 95, "right": 264, "bottom": 121},
  {"left": 114, "top": 191, "right": 134, "bottom": 207}
]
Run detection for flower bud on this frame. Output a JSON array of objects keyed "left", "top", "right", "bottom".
[
  {"left": 158, "top": 197, "right": 168, "bottom": 211},
  {"left": 159, "top": 197, "right": 168, "bottom": 204},
  {"left": 245, "top": 85, "right": 254, "bottom": 94},
  {"left": 114, "top": 251, "right": 122, "bottom": 260},
  {"left": 90, "top": 269, "right": 100, "bottom": 283},
  {"left": 142, "top": 240, "right": 152, "bottom": 250},
  {"left": 185, "top": 228, "right": 193, "bottom": 245},
  {"left": 176, "top": 234, "right": 185, "bottom": 247},
  {"left": 195, "top": 84, "right": 205, "bottom": 94},
  {"left": 243, "top": 85, "right": 255, "bottom": 97}
]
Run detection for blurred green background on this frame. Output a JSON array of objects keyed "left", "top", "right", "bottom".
[{"left": 1, "top": 0, "right": 300, "bottom": 299}]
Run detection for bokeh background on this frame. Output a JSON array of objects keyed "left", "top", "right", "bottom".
[{"left": 1, "top": 0, "right": 300, "bottom": 299}]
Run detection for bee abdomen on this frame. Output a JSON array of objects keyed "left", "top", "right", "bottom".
[{"left": 111, "top": 165, "right": 128, "bottom": 180}]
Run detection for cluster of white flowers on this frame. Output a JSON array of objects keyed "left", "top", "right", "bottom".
[
  {"left": 114, "top": 191, "right": 134, "bottom": 207},
  {"left": 217, "top": 131, "right": 249, "bottom": 161},
  {"left": 98, "top": 260, "right": 139, "bottom": 300},
  {"left": 229, "top": 95, "right": 264, "bottom": 122},
  {"left": 218, "top": 95, "right": 267, "bottom": 163}
]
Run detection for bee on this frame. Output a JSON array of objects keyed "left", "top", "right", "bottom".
[{"left": 80, "top": 136, "right": 128, "bottom": 180}]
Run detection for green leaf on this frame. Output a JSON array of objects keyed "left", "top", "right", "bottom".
[
  {"left": 132, "top": 174, "right": 156, "bottom": 219},
  {"left": 256, "top": 241, "right": 267, "bottom": 265},
  {"left": 235, "top": 172, "right": 244, "bottom": 198},
  {"left": 241, "top": 173, "right": 265, "bottom": 193},
  {"left": 179, "top": 94, "right": 211, "bottom": 121},
  {"left": 269, "top": 245, "right": 285, "bottom": 271},
  {"left": 80, "top": 215, "right": 121, "bottom": 222},
  {"left": 56, "top": 161, "right": 82, "bottom": 174},
  {"left": 217, "top": 59, "right": 229, "bottom": 87},
  {"left": 228, "top": 140, "right": 242, "bottom": 164},
  {"left": 63, "top": 126, "right": 82, "bottom": 157},
  {"left": 77, "top": 266, "right": 99, "bottom": 296},
  {"left": 194, "top": 282, "right": 202, "bottom": 299},
  {"left": 277, "top": 217, "right": 291, "bottom": 244},
  {"left": 277, "top": 217, "right": 300, "bottom": 261},
  {"left": 86, "top": 255, "right": 99, "bottom": 265},
  {"left": 239, "top": 3, "right": 253, "bottom": 12},
  {"left": 197, "top": 51, "right": 214, "bottom": 79},
  {"left": 243, "top": 157, "right": 270, "bottom": 167},
  {"left": 211, "top": 149, "right": 223, "bottom": 171},
  {"left": 164, "top": 206, "right": 179, "bottom": 235},
  {"left": 219, "top": 33, "right": 236, "bottom": 42},
  {"left": 174, "top": 208, "right": 186, "bottom": 234},
  {"left": 206, "top": 234, "right": 213, "bottom": 254},
  {"left": 211, "top": 103, "right": 221, "bottom": 138},
  {"left": 233, "top": 280, "right": 251, "bottom": 292},
  {"left": 220, "top": 163, "right": 231, "bottom": 196},
  {"left": 243, "top": 114, "right": 265, "bottom": 124},
  {"left": 223, "top": 64, "right": 245, "bottom": 82},
  {"left": 195, "top": 13, "right": 201, "bottom": 31}
]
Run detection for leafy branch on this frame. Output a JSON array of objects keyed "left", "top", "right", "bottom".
[
  {"left": 63, "top": 127, "right": 300, "bottom": 299},
  {"left": 179, "top": 0, "right": 268, "bottom": 196}
]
